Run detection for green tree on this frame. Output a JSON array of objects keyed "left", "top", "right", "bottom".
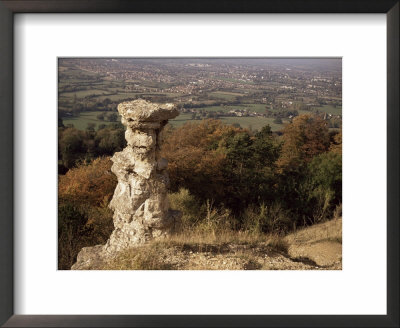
[
  {"left": 95, "top": 127, "right": 125, "bottom": 156},
  {"left": 252, "top": 125, "right": 281, "bottom": 168},
  {"left": 107, "top": 112, "right": 118, "bottom": 122},
  {"left": 59, "top": 128, "right": 87, "bottom": 168},
  {"left": 307, "top": 151, "right": 342, "bottom": 204},
  {"left": 216, "top": 125, "right": 280, "bottom": 213}
]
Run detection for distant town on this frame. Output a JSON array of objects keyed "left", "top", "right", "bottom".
[{"left": 58, "top": 58, "right": 342, "bottom": 131}]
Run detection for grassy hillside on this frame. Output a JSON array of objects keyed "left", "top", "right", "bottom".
[{"left": 284, "top": 218, "right": 342, "bottom": 267}]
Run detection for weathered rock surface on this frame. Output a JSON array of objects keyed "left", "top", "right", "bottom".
[{"left": 72, "top": 99, "right": 181, "bottom": 270}]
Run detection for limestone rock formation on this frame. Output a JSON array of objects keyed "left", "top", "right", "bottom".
[{"left": 72, "top": 99, "right": 181, "bottom": 270}]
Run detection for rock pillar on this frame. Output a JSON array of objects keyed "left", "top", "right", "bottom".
[
  {"left": 72, "top": 99, "right": 181, "bottom": 269},
  {"left": 105, "top": 99, "right": 181, "bottom": 253}
]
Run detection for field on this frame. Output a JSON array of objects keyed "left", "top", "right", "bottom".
[
  {"left": 313, "top": 105, "right": 342, "bottom": 116},
  {"left": 168, "top": 113, "right": 195, "bottom": 127},
  {"left": 210, "top": 91, "right": 243, "bottom": 100},
  {"left": 170, "top": 114, "right": 288, "bottom": 131},
  {"left": 62, "top": 111, "right": 120, "bottom": 130},
  {"left": 246, "top": 104, "right": 272, "bottom": 113},
  {"left": 64, "top": 111, "right": 287, "bottom": 132}
]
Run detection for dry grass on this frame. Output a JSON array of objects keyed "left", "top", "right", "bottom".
[
  {"left": 284, "top": 218, "right": 342, "bottom": 268},
  {"left": 102, "top": 229, "right": 299, "bottom": 270},
  {"left": 284, "top": 217, "right": 342, "bottom": 245},
  {"left": 71, "top": 217, "right": 342, "bottom": 270},
  {"left": 166, "top": 229, "right": 267, "bottom": 246},
  {"left": 105, "top": 243, "right": 175, "bottom": 270},
  {"left": 266, "top": 234, "right": 289, "bottom": 253},
  {"left": 77, "top": 205, "right": 342, "bottom": 270}
]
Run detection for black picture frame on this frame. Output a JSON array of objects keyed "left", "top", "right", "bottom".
[{"left": 0, "top": 1, "right": 398, "bottom": 327}]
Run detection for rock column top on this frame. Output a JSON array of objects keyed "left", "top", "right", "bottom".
[{"left": 118, "top": 99, "right": 180, "bottom": 129}]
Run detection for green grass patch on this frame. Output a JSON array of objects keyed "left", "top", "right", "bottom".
[
  {"left": 245, "top": 104, "right": 269, "bottom": 113},
  {"left": 210, "top": 91, "right": 243, "bottom": 100},
  {"left": 169, "top": 113, "right": 286, "bottom": 131},
  {"left": 62, "top": 111, "right": 120, "bottom": 130},
  {"left": 169, "top": 113, "right": 197, "bottom": 127},
  {"left": 94, "top": 93, "right": 140, "bottom": 102}
]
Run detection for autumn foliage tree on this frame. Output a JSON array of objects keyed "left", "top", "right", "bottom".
[
  {"left": 275, "top": 115, "right": 341, "bottom": 225},
  {"left": 58, "top": 157, "right": 116, "bottom": 269},
  {"left": 161, "top": 120, "right": 241, "bottom": 205},
  {"left": 58, "top": 157, "right": 116, "bottom": 206},
  {"left": 278, "top": 114, "right": 331, "bottom": 170},
  {"left": 162, "top": 120, "right": 281, "bottom": 213},
  {"left": 329, "top": 129, "right": 342, "bottom": 155}
]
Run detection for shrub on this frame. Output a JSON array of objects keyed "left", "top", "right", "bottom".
[
  {"left": 308, "top": 186, "right": 334, "bottom": 224},
  {"left": 196, "top": 199, "right": 232, "bottom": 234},
  {"left": 58, "top": 202, "right": 90, "bottom": 239},
  {"left": 58, "top": 202, "right": 90, "bottom": 269},
  {"left": 168, "top": 189, "right": 232, "bottom": 233},
  {"left": 267, "top": 234, "right": 289, "bottom": 253},
  {"left": 241, "top": 203, "right": 292, "bottom": 234},
  {"left": 168, "top": 188, "right": 204, "bottom": 228},
  {"left": 333, "top": 203, "right": 342, "bottom": 220}
]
